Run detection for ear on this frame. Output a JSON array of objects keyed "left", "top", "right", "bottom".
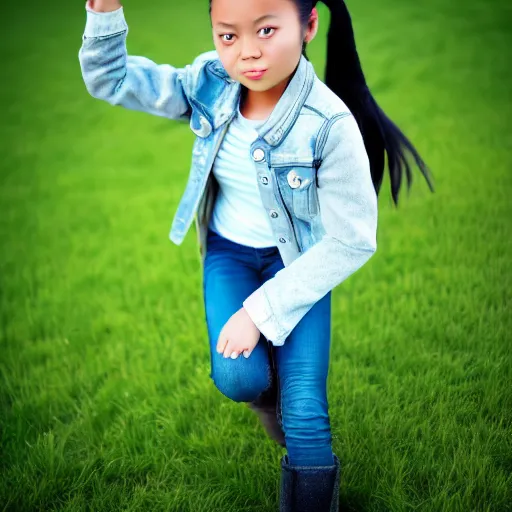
[{"left": 304, "top": 7, "right": 319, "bottom": 43}]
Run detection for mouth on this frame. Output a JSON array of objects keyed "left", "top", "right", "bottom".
[{"left": 242, "top": 69, "right": 267, "bottom": 80}]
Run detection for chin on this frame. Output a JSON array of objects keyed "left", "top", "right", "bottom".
[{"left": 242, "top": 81, "right": 275, "bottom": 92}]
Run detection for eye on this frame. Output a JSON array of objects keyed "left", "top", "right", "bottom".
[
  {"left": 258, "top": 27, "right": 276, "bottom": 38},
  {"left": 220, "top": 34, "right": 235, "bottom": 43}
]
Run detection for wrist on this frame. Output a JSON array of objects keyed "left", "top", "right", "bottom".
[
  {"left": 242, "top": 307, "right": 259, "bottom": 330},
  {"left": 87, "top": 0, "right": 122, "bottom": 13}
]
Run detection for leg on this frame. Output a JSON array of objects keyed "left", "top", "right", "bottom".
[
  {"left": 260, "top": 255, "right": 334, "bottom": 466},
  {"left": 247, "top": 340, "right": 286, "bottom": 447},
  {"left": 203, "top": 229, "right": 273, "bottom": 403},
  {"left": 260, "top": 255, "right": 341, "bottom": 511},
  {"left": 275, "top": 290, "right": 334, "bottom": 466}
]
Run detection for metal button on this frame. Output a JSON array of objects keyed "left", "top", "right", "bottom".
[
  {"left": 287, "top": 170, "right": 302, "bottom": 189},
  {"left": 252, "top": 148, "right": 265, "bottom": 162},
  {"left": 260, "top": 176, "right": 269, "bottom": 185},
  {"left": 279, "top": 237, "right": 286, "bottom": 243},
  {"left": 270, "top": 210, "right": 278, "bottom": 218}
]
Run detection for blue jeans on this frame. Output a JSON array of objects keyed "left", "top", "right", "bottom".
[{"left": 203, "top": 227, "right": 334, "bottom": 466}]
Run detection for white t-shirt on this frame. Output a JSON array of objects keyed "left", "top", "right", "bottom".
[{"left": 208, "top": 101, "right": 277, "bottom": 248}]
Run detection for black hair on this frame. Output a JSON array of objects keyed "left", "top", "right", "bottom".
[{"left": 209, "top": 0, "right": 435, "bottom": 205}]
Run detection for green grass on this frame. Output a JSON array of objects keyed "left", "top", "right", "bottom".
[{"left": 1, "top": 0, "right": 511, "bottom": 510}]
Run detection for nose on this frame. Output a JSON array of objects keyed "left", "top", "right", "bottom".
[{"left": 240, "top": 35, "right": 261, "bottom": 60}]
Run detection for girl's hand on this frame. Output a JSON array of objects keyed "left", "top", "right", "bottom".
[
  {"left": 216, "top": 307, "right": 261, "bottom": 359},
  {"left": 88, "top": 0, "right": 122, "bottom": 13}
]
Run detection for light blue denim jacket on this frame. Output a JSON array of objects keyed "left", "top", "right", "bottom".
[{"left": 78, "top": 4, "right": 378, "bottom": 346}]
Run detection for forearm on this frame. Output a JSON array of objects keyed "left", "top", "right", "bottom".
[
  {"left": 79, "top": 1, "right": 192, "bottom": 120},
  {"left": 243, "top": 113, "right": 378, "bottom": 346}
]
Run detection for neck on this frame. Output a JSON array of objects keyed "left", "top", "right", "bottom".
[{"left": 240, "top": 74, "right": 293, "bottom": 120}]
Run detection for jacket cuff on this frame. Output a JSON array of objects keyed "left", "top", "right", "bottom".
[
  {"left": 243, "top": 285, "right": 287, "bottom": 346},
  {"left": 84, "top": 2, "right": 127, "bottom": 38}
]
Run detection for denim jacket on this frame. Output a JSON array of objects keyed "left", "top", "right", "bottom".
[{"left": 78, "top": 4, "right": 378, "bottom": 346}]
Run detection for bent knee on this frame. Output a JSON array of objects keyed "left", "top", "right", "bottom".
[{"left": 211, "top": 368, "right": 271, "bottom": 403}]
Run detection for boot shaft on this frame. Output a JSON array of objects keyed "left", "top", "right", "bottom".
[{"left": 279, "top": 453, "right": 341, "bottom": 512}]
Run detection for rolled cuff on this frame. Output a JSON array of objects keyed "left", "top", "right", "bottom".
[{"left": 243, "top": 285, "right": 287, "bottom": 346}]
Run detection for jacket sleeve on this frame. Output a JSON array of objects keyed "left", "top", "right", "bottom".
[
  {"left": 242, "top": 112, "right": 378, "bottom": 346},
  {"left": 78, "top": 2, "right": 201, "bottom": 121}
]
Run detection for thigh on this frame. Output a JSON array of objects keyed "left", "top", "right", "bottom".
[
  {"left": 274, "top": 290, "right": 332, "bottom": 394},
  {"left": 259, "top": 254, "right": 332, "bottom": 377},
  {"left": 203, "top": 231, "right": 273, "bottom": 402},
  {"left": 260, "top": 254, "right": 332, "bottom": 377}
]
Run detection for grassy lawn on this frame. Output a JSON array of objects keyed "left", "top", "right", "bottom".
[{"left": 1, "top": 0, "right": 510, "bottom": 510}]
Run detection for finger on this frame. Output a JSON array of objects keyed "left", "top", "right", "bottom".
[
  {"left": 223, "top": 340, "right": 233, "bottom": 358},
  {"left": 225, "top": 345, "right": 240, "bottom": 359},
  {"left": 243, "top": 350, "right": 250, "bottom": 358},
  {"left": 217, "top": 337, "right": 228, "bottom": 355}
]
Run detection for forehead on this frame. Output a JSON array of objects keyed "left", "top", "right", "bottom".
[{"left": 211, "top": 0, "right": 298, "bottom": 25}]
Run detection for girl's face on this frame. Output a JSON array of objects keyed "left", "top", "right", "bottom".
[{"left": 210, "top": 0, "right": 318, "bottom": 93}]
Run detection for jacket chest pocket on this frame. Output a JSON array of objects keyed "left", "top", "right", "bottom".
[{"left": 274, "top": 165, "right": 320, "bottom": 221}]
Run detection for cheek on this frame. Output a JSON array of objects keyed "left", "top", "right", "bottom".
[
  {"left": 223, "top": 57, "right": 236, "bottom": 73},
  {"left": 217, "top": 53, "right": 239, "bottom": 79},
  {"left": 214, "top": 46, "right": 234, "bottom": 69},
  {"left": 268, "top": 42, "right": 301, "bottom": 69},
  {"left": 269, "top": 33, "right": 302, "bottom": 59}
]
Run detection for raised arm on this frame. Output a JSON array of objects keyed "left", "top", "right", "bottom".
[{"left": 78, "top": 0, "right": 193, "bottom": 121}]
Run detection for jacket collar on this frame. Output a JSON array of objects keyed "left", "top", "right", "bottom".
[{"left": 209, "top": 55, "right": 315, "bottom": 146}]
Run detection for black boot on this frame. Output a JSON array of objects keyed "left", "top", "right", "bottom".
[
  {"left": 279, "top": 453, "right": 341, "bottom": 512},
  {"left": 246, "top": 400, "right": 286, "bottom": 447},
  {"left": 246, "top": 370, "right": 286, "bottom": 447}
]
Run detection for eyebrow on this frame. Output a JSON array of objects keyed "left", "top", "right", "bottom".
[{"left": 215, "top": 14, "right": 279, "bottom": 29}]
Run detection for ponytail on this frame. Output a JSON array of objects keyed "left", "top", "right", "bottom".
[
  {"left": 208, "top": 0, "right": 434, "bottom": 204},
  {"left": 312, "top": 0, "right": 435, "bottom": 205}
]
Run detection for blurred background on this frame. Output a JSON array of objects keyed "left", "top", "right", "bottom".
[{"left": 0, "top": 0, "right": 510, "bottom": 510}]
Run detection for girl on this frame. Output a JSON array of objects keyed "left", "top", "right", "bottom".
[{"left": 79, "top": 0, "right": 434, "bottom": 510}]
